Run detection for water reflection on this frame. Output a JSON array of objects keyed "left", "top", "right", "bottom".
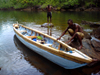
[
  {"left": 0, "top": 10, "right": 100, "bottom": 75},
  {"left": 13, "top": 35, "right": 70, "bottom": 75},
  {"left": 47, "top": 27, "right": 52, "bottom": 36}
]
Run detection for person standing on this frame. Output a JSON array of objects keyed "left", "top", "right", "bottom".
[{"left": 46, "top": 5, "right": 52, "bottom": 23}]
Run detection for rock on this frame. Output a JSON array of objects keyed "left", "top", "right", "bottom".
[
  {"left": 61, "top": 9, "right": 66, "bottom": 11},
  {"left": 91, "top": 40, "right": 100, "bottom": 52},
  {"left": 69, "top": 39, "right": 92, "bottom": 50},
  {"left": 91, "top": 27, "right": 100, "bottom": 39},
  {"left": 83, "top": 30, "right": 91, "bottom": 39},
  {"left": 68, "top": 38, "right": 100, "bottom": 59},
  {"left": 81, "top": 20, "right": 100, "bottom": 27},
  {"left": 84, "top": 7, "right": 100, "bottom": 11},
  {"left": 69, "top": 40, "right": 80, "bottom": 49},
  {"left": 75, "top": 7, "right": 85, "bottom": 11},
  {"left": 67, "top": 9, "right": 74, "bottom": 11},
  {"left": 41, "top": 23, "right": 54, "bottom": 28},
  {"left": 21, "top": 7, "right": 32, "bottom": 11},
  {"left": 85, "top": 8, "right": 93, "bottom": 11}
]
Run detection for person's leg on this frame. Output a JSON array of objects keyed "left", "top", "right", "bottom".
[
  {"left": 50, "top": 12, "right": 52, "bottom": 23},
  {"left": 68, "top": 29, "right": 74, "bottom": 36},
  {"left": 67, "top": 31, "right": 83, "bottom": 49},
  {"left": 76, "top": 33, "right": 83, "bottom": 50},
  {"left": 68, "top": 29, "right": 77, "bottom": 41}
]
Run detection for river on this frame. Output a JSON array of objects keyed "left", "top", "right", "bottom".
[{"left": 0, "top": 10, "right": 100, "bottom": 75}]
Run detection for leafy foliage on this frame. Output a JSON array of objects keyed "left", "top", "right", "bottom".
[{"left": 0, "top": 0, "right": 99, "bottom": 9}]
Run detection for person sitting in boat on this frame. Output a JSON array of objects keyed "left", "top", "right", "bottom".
[
  {"left": 46, "top": 5, "right": 52, "bottom": 24},
  {"left": 57, "top": 19, "right": 84, "bottom": 50}
]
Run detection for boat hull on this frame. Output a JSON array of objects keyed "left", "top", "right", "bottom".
[{"left": 15, "top": 33, "right": 87, "bottom": 69}]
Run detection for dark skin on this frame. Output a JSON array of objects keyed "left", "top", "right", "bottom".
[
  {"left": 47, "top": 6, "right": 52, "bottom": 12},
  {"left": 46, "top": 5, "right": 52, "bottom": 23},
  {"left": 57, "top": 21, "right": 83, "bottom": 50}
]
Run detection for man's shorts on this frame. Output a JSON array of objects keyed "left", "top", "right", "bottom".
[
  {"left": 68, "top": 28, "right": 84, "bottom": 39},
  {"left": 47, "top": 12, "right": 52, "bottom": 18}
]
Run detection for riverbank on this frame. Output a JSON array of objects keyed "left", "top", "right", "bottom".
[{"left": 0, "top": 6, "right": 100, "bottom": 12}]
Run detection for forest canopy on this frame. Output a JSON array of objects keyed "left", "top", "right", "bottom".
[{"left": 0, "top": 0, "right": 99, "bottom": 9}]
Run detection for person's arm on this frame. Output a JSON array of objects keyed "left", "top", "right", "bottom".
[{"left": 57, "top": 26, "right": 69, "bottom": 40}]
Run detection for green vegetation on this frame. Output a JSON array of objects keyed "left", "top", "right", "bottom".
[{"left": 0, "top": 0, "right": 99, "bottom": 9}]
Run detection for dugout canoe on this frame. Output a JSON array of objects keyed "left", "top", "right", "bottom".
[{"left": 13, "top": 23, "right": 93, "bottom": 69}]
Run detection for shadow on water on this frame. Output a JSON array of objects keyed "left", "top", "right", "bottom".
[{"left": 13, "top": 35, "right": 71, "bottom": 75}]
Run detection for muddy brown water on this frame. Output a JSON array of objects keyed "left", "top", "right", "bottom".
[{"left": 0, "top": 10, "right": 100, "bottom": 75}]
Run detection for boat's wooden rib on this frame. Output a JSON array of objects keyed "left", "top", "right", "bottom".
[
  {"left": 13, "top": 23, "right": 93, "bottom": 69},
  {"left": 26, "top": 36, "right": 37, "bottom": 38},
  {"left": 58, "top": 44, "right": 61, "bottom": 50}
]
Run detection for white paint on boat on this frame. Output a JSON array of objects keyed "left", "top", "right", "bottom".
[{"left": 15, "top": 33, "right": 87, "bottom": 69}]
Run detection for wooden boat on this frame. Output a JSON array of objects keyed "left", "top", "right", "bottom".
[{"left": 13, "top": 23, "right": 93, "bottom": 69}]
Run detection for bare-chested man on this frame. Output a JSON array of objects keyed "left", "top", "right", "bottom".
[
  {"left": 57, "top": 19, "right": 84, "bottom": 50},
  {"left": 46, "top": 5, "right": 52, "bottom": 23}
]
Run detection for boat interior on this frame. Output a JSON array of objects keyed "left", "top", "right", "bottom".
[
  {"left": 15, "top": 25, "right": 74, "bottom": 52},
  {"left": 14, "top": 24, "right": 92, "bottom": 61}
]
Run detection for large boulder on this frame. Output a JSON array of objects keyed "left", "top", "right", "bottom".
[
  {"left": 81, "top": 20, "right": 100, "bottom": 27},
  {"left": 75, "top": 7, "right": 85, "bottom": 11},
  {"left": 83, "top": 30, "right": 91, "bottom": 39},
  {"left": 69, "top": 39, "right": 93, "bottom": 51},
  {"left": 91, "top": 27, "right": 100, "bottom": 39},
  {"left": 68, "top": 38, "right": 100, "bottom": 60},
  {"left": 91, "top": 40, "right": 100, "bottom": 52}
]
